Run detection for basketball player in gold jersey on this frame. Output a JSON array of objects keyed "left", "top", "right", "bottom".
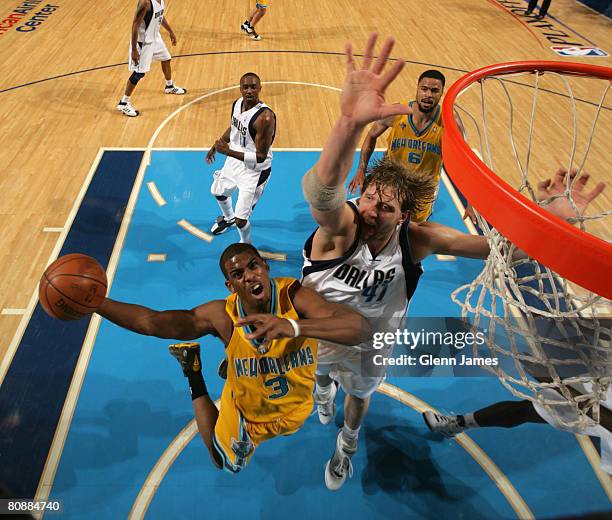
[
  {"left": 96, "top": 243, "right": 371, "bottom": 474},
  {"left": 348, "top": 70, "right": 453, "bottom": 222}
]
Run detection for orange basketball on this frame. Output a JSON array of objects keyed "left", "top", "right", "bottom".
[{"left": 39, "top": 253, "right": 108, "bottom": 321}]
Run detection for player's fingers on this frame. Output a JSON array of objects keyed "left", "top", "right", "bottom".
[
  {"left": 585, "top": 182, "right": 606, "bottom": 202},
  {"left": 575, "top": 172, "right": 590, "bottom": 191},
  {"left": 378, "top": 59, "right": 405, "bottom": 92},
  {"left": 345, "top": 42, "right": 356, "bottom": 74},
  {"left": 537, "top": 178, "right": 552, "bottom": 192},
  {"left": 379, "top": 98, "right": 411, "bottom": 119},
  {"left": 235, "top": 314, "right": 264, "bottom": 326},
  {"left": 361, "top": 33, "right": 377, "bottom": 71},
  {"left": 372, "top": 36, "right": 395, "bottom": 75}
]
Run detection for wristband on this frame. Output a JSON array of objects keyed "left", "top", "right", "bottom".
[
  {"left": 286, "top": 318, "right": 300, "bottom": 338},
  {"left": 244, "top": 151, "right": 257, "bottom": 170}
]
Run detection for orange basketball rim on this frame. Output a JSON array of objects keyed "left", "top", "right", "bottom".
[{"left": 441, "top": 61, "right": 612, "bottom": 300}]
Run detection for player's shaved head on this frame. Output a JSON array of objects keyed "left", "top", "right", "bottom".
[
  {"left": 220, "top": 243, "right": 263, "bottom": 278},
  {"left": 241, "top": 72, "right": 261, "bottom": 84}
]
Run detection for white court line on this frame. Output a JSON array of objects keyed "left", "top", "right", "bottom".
[
  {"left": 147, "top": 254, "right": 167, "bottom": 262},
  {"left": 177, "top": 219, "right": 213, "bottom": 243},
  {"left": 259, "top": 250, "right": 287, "bottom": 261},
  {"left": 377, "top": 383, "right": 534, "bottom": 520},
  {"left": 575, "top": 434, "right": 612, "bottom": 502},
  {"left": 142, "top": 81, "right": 343, "bottom": 165},
  {"left": 146, "top": 181, "right": 167, "bottom": 207},
  {"left": 0, "top": 148, "right": 106, "bottom": 387},
  {"left": 35, "top": 147, "right": 154, "bottom": 505},
  {"left": 128, "top": 399, "right": 220, "bottom": 520},
  {"left": 42, "top": 227, "right": 63, "bottom": 233},
  {"left": 129, "top": 385, "right": 533, "bottom": 520},
  {"left": 1, "top": 308, "right": 26, "bottom": 316}
]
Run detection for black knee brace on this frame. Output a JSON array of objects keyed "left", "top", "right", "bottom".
[{"left": 129, "top": 72, "right": 145, "bottom": 85}]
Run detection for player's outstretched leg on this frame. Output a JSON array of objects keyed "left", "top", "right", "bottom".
[
  {"left": 169, "top": 342, "right": 223, "bottom": 469},
  {"left": 423, "top": 400, "right": 547, "bottom": 438},
  {"left": 423, "top": 410, "right": 467, "bottom": 438}
]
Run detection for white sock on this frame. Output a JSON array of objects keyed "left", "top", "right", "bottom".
[
  {"left": 216, "top": 197, "right": 235, "bottom": 220},
  {"left": 316, "top": 382, "right": 333, "bottom": 400},
  {"left": 462, "top": 413, "right": 479, "bottom": 429},
  {"left": 121, "top": 95, "right": 130, "bottom": 103},
  {"left": 237, "top": 221, "right": 251, "bottom": 244},
  {"left": 342, "top": 422, "right": 360, "bottom": 445},
  {"left": 165, "top": 79, "right": 173, "bottom": 87}
]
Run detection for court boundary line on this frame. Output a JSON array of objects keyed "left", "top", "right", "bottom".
[
  {"left": 128, "top": 384, "right": 533, "bottom": 519},
  {"left": 34, "top": 148, "right": 150, "bottom": 506},
  {"left": 0, "top": 149, "right": 105, "bottom": 387}
]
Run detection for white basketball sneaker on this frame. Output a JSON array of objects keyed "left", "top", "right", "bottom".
[
  {"left": 210, "top": 216, "right": 236, "bottom": 235},
  {"left": 116, "top": 101, "right": 139, "bottom": 117},
  {"left": 324, "top": 429, "right": 356, "bottom": 491},
  {"left": 315, "top": 382, "right": 337, "bottom": 425},
  {"left": 164, "top": 84, "right": 187, "bottom": 95},
  {"left": 422, "top": 410, "right": 466, "bottom": 438}
]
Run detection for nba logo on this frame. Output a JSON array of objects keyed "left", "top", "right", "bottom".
[{"left": 551, "top": 46, "right": 609, "bottom": 58}]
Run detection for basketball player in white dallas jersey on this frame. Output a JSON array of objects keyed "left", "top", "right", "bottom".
[
  {"left": 116, "top": 0, "right": 186, "bottom": 117},
  {"left": 206, "top": 73, "right": 276, "bottom": 244},
  {"left": 301, "top": 34, "right": 605, "bottom": 491}
]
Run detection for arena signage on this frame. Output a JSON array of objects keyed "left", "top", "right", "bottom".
[
  {"left": 495, "top": 0, "right": 608, "bottom": 57},
  {"left": 0, "top": 1, "right": 59, "bottom": 36}
]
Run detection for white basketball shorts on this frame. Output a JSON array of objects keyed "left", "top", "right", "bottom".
[
  {"left": 210, "top": 157, "right": 271, "bottom": 220},
  {"left": 128, "top": 37, "right": 171, "bottom": 73}
]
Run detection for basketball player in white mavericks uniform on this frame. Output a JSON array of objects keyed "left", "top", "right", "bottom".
[
  {"left": 116, "top": 0, "right": 186, "bottom": 117},
  {"left": 206, "top": 73, "right": 276, "bottom": 244},
  {"left": 300, "top": 34, "right": 606, "bottom": 491}
]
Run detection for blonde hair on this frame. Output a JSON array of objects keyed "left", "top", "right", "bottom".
[{"left": 363, "top": 156, "right": 438, "bottom": 215}]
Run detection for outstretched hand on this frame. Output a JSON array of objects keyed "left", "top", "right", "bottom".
[
  {"left": 340, "top": 33, "right": 412, "bottom": 126},
  {"left": 235, "top": 314, "right": 296, "bottom": 342},
  {"left": 537, "top": 168, "right": 606, "bottom": 221}
]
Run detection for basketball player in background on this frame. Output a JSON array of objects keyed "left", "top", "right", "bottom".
[
  {"left": 525, "top": 0, "right": 552, "bottom": 19},
  {"left": 116, "top": 0, "right": 186, "bottom": 117},
  {"left": 424, "top": 386, "right": 612, "bottom": 474},
  {"left": 301, "top": 34, "right": 607, "bottom": 491},
  {"left": 240, "top": 1, "right": 268, "bottom": 41},
  {"left": 348, "top": 70, "right": 453, "bottom": 222},
  {"left": 206, "top": 73, "right": 276, "bottom": 244},
  {"left": 96, "top": 243, "right": 372, "bottom": 474}
]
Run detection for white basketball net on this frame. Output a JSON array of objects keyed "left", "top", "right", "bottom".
[{"left": 450, "top": 68, "right": 611, "bottom": 431}]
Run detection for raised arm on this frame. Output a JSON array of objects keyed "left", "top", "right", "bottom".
[
  {"left": 97, "top": 298, "right": 226, "bottom": 341},
  {"left": 302, "top": 34, "right": 411, "bottom": 243},
  {"left": 410, "top": 167, "right": 606, "bottom": 262},
  {"left": 348, "top": 116, "right": 396, "bottom": 194},
  {"left": 235, "top": 283, "right": 372, "bottom": 345}
]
